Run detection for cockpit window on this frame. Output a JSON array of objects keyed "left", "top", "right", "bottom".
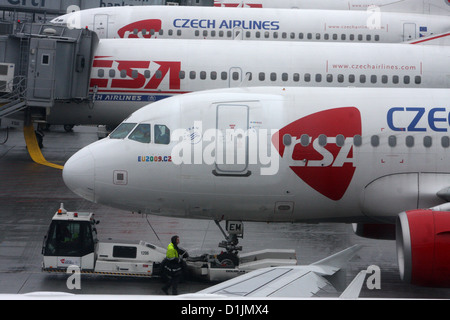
[
  {"left": 154, "top": 124, "right": 170, "bottom": 145},
  {"left": 129, "top": 124, "right": 151, "bottom": 144},
  {"left": 109, "top": 123, "right": 137, "bottom": 139}
]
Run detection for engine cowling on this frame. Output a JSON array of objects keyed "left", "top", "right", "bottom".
[{"left": 396, "top": 209, "right": 450, "bottom": 287}]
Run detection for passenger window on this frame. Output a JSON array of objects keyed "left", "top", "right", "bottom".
[
  {"left": 299, "top": 33, "right": 304, "bottom": 39},
  {"left": 307, "top": 33, "right": 312, "bottom": 39},
  {"left": 341, "top": 34, "right": 346, "bottom": 40},
  {"left": 349, "top": 74, "right": 355, "bottom": 83},
  {"left": 155, "top": 70, "right": 162, "bottom": 79},
  {"left": 190, "top": 71, "right": 196, "bottom": 79},
  {"left": 360, "top": 75, "right": 366, "bottom": 83},
  {"left": 442, "top": 136, "right": 450, "bottom": 148},
  {"left": 300, "top": 134, "right": 310, "bottom": 146},
  {"left": 375, "top": 35, "right": 380, "bottom": 41},
  {"left": 265, "top": 31, "right": 270, "bottom": 38},
  {"left": 120, "top": 69, "right": 127, "bottom": 78},
  {"left": 227, "top": 31, "right": 232, "bottom": 38},
  {"left": 109, "top": 69, "right": 115, "bottom": 78},
  {"left": 177, "top": 30, "right": 182, "bottom": 36},
  {"left": 179, "top": 71, "right": 185, "bottom": 80},
  {"left": 203, "top": 30, "right": 208, "bottom": 37},
  {"left": 132, "top": 70, "right": 138, "bottom": 79},
  {"left": 273, "top": 32, "right": 278, "bottom": 39},
  {"left": 316, "top": 33, "right": 321, "bottom": 40},
  {"left": 154, "top": 124, "right": 170, "bottom": 145},
  {"left": 415, "top": 76, "right": 421, "bottom": 84},
  {"left": 404, "top": 76, "right": 410, "bottom": 84},
  {"left": 255, "top": 31, "right": 260, "bottom": 38},
  {"left": 42, "top": 54, "right": 50, "bottom": 65},
  {"left": 200, "top": 71, "right": 206, "bottom": 80},
  {"left": 159, "top": 29, "right": 163, "bottom": 36},
  {"left": 371, "top": 75, "right": 377, "bottom": 84},
  {"left": 211, "top": 71, "right": 217, "bottom": 80},
  {"left": 318, "top": 134, "right": 327, "bottom": 146},
  {"left": 110, "top": 123, "right": 137, "bottom": 139},
  {"left": 353, "top": 135, "right": 362, "bottom": 147},
  {"left": 338, "top": 74, "right": 344, "bottom": 83},
  {"left": 144, "top": 70, "right": 151, "bottom": 79},
  {"left": 195, "top": 30, "right": 200, "bottom": 36},
  {"left": 324, "top": 33, "right": 329, "bottom": 40},
  {"left": 246, "top": 31, "right": 251, "bottom": 38},
  {"left": 424, "top": 136, "right": 432, "bottom": 148},
  {"left": 336, "top": 134, "right": 345, "bottom": 147},
  {"left": 97, "top": 69, "right": 104, "bottom": 78},
  {"left": 371, "top": 135, "right": 379, "bottom": 147},
  {"left": 332, "top": 34, "right": 337, "bottom": 40},
  {"left": 393, "top": 76, "right": 399, "bottom": 84},
  {"left": 282, "top": 73, "right": 288, "bottom": 81},
  {"left": 366, "top": 35, "right": 371, "bottom": 41},
  {"left": 293, "top": 73, "right": 300, "bottom": 82},
  {"left": 219, "top": 30, "right": 224, "bottom": 37},
  {"left": 221, "top": 72, "right": 227, "bottom": 80},
  {"left": 270, "top": 73, "right": 276, "bottom": 81},
  {"left": 326, "top": 74, "right": 333, "bottom": 83},
  {"left": 315, "top": 74, "right": 322, "bottom": 82},
  {"left": 259, "top": 72, "right": 265, "bottom": 81},
  {"left": 129, "top": 123, "right": 151, "bottom": 144},
  {"left": 358, "top": 34, "right": 363, "bottom": 41},
  {"left": 406, "top": 135, "right": 414, "bottom": 147},
  {"left": 304, "top": 73, "right": 311, "bottom": 82},
  {"left": 388, "top": 135, "right": 396, "bottom": 147},
  {"left": 382, "top": 75, "right": 388, "bottom": 84},
  {"left": 350, "top": 34, "right": 355, "bottom": 41},
  {"left": 168, "top": 29, "right": 173, "bottom": 36},
  {"left": 232, "top": 72, "right": 239, "bottom": 81},
  {"left": 290, "top": 32, "right": 295, "bottom": 39}
]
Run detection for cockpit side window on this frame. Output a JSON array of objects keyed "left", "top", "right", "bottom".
[
  {"left": 154, "top": 124, "right": 170, "bottom": 145},
  {"left": 110, "top": 123, "right": 137, "bottom": 139},
  {"left": 129, "top": 124, "right": 151, "bottom": 144}
]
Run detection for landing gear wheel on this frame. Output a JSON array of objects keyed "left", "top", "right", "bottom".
[{"left": 217, "top": 252, "right": 239, "bottom": 268}]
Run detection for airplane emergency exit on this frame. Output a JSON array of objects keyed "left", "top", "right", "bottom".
[
  {"left": 46, "top": 37, "right": 450, "bottom": 128},
  {"left": 51, "top": 5, "right": 450, "bottom": 43},
  {"left": 63, "top": 86, "right": 450, "bottom": 288}
]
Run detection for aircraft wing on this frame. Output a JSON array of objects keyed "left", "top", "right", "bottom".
[{"left": 197, "top": 245, "right": 362, "bottom": 298}]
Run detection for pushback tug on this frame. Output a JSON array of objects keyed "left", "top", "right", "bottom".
[{"left": 42, "top": 204, "right": 297, "bottom": 281}]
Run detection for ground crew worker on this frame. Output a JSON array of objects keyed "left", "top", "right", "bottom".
[{"left": 161, "top": 235, "right": 185, "bottom": 295}]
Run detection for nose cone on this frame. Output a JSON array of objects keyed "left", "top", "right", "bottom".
[{"left": 63, "top": 146, "right": 96, "bottom": 202}]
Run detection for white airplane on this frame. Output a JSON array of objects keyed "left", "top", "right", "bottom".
[
  {"left": 62, "top": 86, "right": 450, "bottom": 288},
  {"left": 50, "top": 5, "right": 450, "bottom": 43},
  {"left": 46, "top": 37, "right": 450, "bottom": 128},
  {"left": 213, "top": 0, "right": 450, "bottom": 15}
]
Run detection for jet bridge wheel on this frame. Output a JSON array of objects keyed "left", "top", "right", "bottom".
[{"left": 216, "top": 252, "right": 239, "bottom": 268}]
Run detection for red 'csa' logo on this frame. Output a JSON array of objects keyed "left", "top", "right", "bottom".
[
  {"left": 272, "top": 107, "right": 361, "bottom": 201},
  {"left": 117, "top": 19, "right": 162, "bottom": 38}
]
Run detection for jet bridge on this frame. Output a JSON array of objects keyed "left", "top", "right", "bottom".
[
  {"left": 0, "top": 22, "right": 97, "bottom": 120},
  {"left": 0, "top": 22, "right": 97, "bottom": 168}
]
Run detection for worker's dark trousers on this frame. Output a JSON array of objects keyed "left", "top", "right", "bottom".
[{"left": 162, "top": 274, "right": 180, "bottom": 295}]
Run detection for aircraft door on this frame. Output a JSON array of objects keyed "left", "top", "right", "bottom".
[
  {"left": 30, "top": 39, "right": 56, "bottom": 100},
  {"left": 94, "top": 14, "right": 109, "bottom": 39},
  {"left": 229, "top": 67, "right": 242, "bottom": 88},
  {"left": 403, "top": 23, "right": 416, "bottom": 41},
  {"left": 214, "top": 104, "right": 250, "bottom": 176}
]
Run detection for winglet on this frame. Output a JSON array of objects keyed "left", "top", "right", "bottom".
[
  {"left": 339, "top": 270, "right": 368, "bottom": 299},
  {"left": 407, "top": 31, "right": 450, "bottom": 46}
]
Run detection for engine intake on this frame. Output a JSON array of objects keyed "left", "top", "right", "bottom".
[{"left": 396, "top": 209, "right": 450, "bottom": 287}]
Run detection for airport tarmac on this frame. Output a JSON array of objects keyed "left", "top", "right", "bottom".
[{"left": 0, "top": 125, "right": 449, "bottom": 299}]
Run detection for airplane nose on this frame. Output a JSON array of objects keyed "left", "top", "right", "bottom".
[{"left": 63, "top": 146, "right": 96, "bottom": 202}]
